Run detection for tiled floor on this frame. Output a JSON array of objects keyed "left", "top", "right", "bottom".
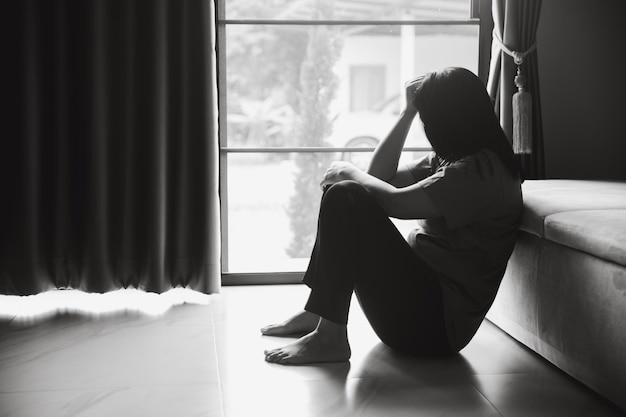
[{"left": 0, "top": 284, "right": 624, "bottom": 417}]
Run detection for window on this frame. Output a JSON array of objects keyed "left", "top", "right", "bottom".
[
  {"left": 350, "top": 65, "right": 386, "bottom": 111},
  {"left": 217, "top": 0, "right": 491, "bottom": 284}
]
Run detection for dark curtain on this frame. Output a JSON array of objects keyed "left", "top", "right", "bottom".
[
  {"left": 0, "top": 0, "right": 221, "bottom": 295},
  {"left": 487, "top": 0, "right": 545, "bottom": 179}
]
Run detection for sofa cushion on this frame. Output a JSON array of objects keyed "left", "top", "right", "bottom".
[
  {"left": 544, "top": 210, "right": 626, "bottom": 267},
  {"left": 521, "top": 180, "right": 626, "bottom": 237}
]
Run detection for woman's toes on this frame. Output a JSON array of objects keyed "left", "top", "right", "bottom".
[
  {"left": 260, "top": 323, "right": 289, "bottom": 336},
  {"left": 260, "top": 311, "right": 320, "bottom": 337},
  {"left": 265, "top": 349, "right": 286, "bottom": 363},
  {"left": 261, "top": 324, "right": 284, "bottom": 336},
  {"left": 265, "top": 348, "right": 281, "bottom": 361},
  {"left": 277, "top": 354, "right": 294, "bottom": 365}
]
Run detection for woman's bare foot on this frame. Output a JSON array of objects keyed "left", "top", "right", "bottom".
[
  {"left": 260, "top": 310, "right": 320, "bottom": 336},
  {"left": 264, "top": 319, "right": 351, "bottom": 365}
]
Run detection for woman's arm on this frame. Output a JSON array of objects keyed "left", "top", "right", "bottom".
[
  {"left": 367, "top": 108, "right": 418, "bottom": 186},
  {"left": 367, "top": 76, "right": 424, "bottom": 187},
  {"left": 321, "top": 161, "right": 440, "bottom": 220}
]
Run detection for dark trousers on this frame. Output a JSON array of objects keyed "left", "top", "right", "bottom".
[{"left": 303, "top": 181, "right": 452, "bottom": 356}]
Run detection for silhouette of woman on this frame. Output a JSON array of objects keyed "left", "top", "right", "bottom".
[{"left": 262, "top": 67, "right": 523, "bottom": 365}]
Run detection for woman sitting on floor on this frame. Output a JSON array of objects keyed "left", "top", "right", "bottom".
[{"left": 262, "top": 67, "right": 524, "bottom": 365}]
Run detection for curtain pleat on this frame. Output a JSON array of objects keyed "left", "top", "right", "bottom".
[
  {"left": 1, "top": 0, "right": 221, "bottom": 295},
  {"left": 487, "top": 0, "right": 545, "bottom": 179}
]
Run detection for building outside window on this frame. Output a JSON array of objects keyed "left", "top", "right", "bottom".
[
  {"left": 217, "top": 0, "right": 488, "bottom": 283},
  {"left": 350, "top": 65, "right": 386, "bottom": 111}
]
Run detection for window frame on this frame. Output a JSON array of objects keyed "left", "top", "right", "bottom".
[{"left": 217, "top": 0, "right": 493, "bottom": 286}]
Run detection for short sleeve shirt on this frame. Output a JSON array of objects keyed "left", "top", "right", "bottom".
[{"left": 407, "top": 150, "right": 522, "bottom": 351}]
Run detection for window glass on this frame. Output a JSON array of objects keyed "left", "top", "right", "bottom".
[
  {"left": 220, "top": 0, "right": 479, "bottom": 275},
  {"left": 225, "top": 24, "right": 478, "bottom": 150},
  {"left": 350, "top": 65, "right": 386, "bottom": 111},
  {"left": 225, "top": 152, "right": 429, "bottom": 273}
]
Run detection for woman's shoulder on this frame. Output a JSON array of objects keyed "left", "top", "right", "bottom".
[
  {"left": 441, "top": 149, "right": 520, "bottom": 187},
  {"left": 440, "top": 149, "right": 498, "bottom": 174}
]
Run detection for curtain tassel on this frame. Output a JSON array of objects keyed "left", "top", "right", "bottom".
[
  {"left": 512, "top": 66, "right": 532, "bottom": 154},
  {"left": 492, "top": 31, "right": 537, "bottom": 154}
]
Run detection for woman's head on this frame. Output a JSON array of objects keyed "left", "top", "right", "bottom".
[{"left": 414, "top": 67, "right": 521, "bottom": 177}]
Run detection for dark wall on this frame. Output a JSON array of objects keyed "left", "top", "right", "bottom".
[{"left": 537, "top": 0, "right": 626, "bottom": 180}]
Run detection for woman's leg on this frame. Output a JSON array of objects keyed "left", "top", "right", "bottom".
[
  {"left": 261, "top": 181, "right": 361, "bottom": 339},
  {"left": 306, "top": 180, "right": 450, "bottom": 355},
  {"left": 353, "top": 242, "right": 451, "bottom": 356},
  {"left": 263, "top": 181, "right": 450, "bottom": 364},
  {"left": 264, "top": 182, "right": 359, "bottom": 364}
]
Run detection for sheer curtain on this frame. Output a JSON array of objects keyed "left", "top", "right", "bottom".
[
  {"left": 1, "top": 0, "right": 220, "bottom": 295},
  {"left": 487, "top": 0, "right": 545, "bottom": 179}
]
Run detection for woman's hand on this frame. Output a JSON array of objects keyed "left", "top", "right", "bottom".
[
  {"left": 404, "top": 75, "right": 424, "bottom": 113},
  {"left": 319, "top": 160, "right": 441, "bottom": 220},
  {"left": 320, "top": 161, "right": 360, "bottom": 190},
  {"left": 367, "top": 76, "right": 423, "bottom": 183}
]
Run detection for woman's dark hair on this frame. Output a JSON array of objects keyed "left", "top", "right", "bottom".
[{"left": 414, "top": 67, "right": 523, "bottom": 179}]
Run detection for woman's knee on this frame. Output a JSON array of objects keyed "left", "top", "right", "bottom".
[
  {"left": 321, "top": 181, "right": 386, "bottom": 223},
  {"left": 323, "top": 180, "right": 368, "bottom": 206}
]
